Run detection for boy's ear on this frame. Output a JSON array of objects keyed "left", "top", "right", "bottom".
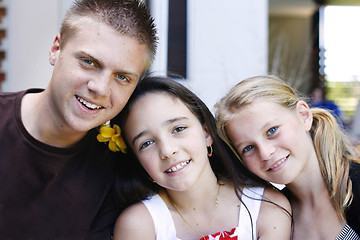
[
  {"left": 49, "top": 33, "right": 61, "bottom": 66},
  {"left": 296, "top": 100, "right": 313, "bottom": 131}
]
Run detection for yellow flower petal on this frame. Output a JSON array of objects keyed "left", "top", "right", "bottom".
[
  {"left": 111, "top": 134, "right": 120, "bottom": 142},
  {"left": 113, "top": 124, "right": 121, "bottom": 134},
  {"left": 116, "top": 137, "right": 127, "bottom": 153},
  {"left": 108, "top": 140, "right": 120, "bottom": 152},
  {"left": 100, "top": 126, "right": 115, "bottom": 138},
  {"left": 97, "top": 124, "right": 127, "bottom": 153},
  {"left": 97, "top": 134, "right": 110, "bottom": 142}
]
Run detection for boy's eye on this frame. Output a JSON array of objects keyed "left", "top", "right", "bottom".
[
  {"left": 267, "top": 127, "right": 278, "bottom": 136},
  {"left": 83, "top": 59, "right": 95, "bottom": 66},
  {"left": 243, "top": 145, "right": 254, "bottom": 153},
  {"left": 116, "top": 74, "right": 129, "bottom": 82},
  {"left": 139, "top": 140, "right": 154, "bottom": 150},
  {"left": 173, "top": 126, "right": 186, "bottom": 133}
]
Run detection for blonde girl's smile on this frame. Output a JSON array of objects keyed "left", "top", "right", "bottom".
[{"left": 267, "top": 155, "right": 289, "bottom": 172}]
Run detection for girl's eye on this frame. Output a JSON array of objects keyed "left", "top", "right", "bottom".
[
  {"left": 243, "top": 145, "right": 254, "bottom": 153},
  {"left": 139, "top": 140, "right": 154, "bottom": 150},
  {"left": 267, "top": 126, "right": 278, "bottom": 136},
  {"left": 173, "top": 126, "right": 186, "bottom": 133}
]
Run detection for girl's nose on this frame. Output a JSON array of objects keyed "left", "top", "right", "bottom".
[
  {"left": 258, "top": 141, "right": 276, "bottom": 161},
  {"left": 159, "top": 140, "right": 178, "bottom": 160}
]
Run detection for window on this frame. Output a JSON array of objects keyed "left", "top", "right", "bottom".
[{"left": 145, "top": 0, "right": 188, "bottom": 79}]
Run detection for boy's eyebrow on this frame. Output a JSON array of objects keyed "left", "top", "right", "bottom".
[
  {"left": 77, "top": 51, "right": 102, "bottom": 67},
  {"left": 76, "top": 51, "right": 140, "bottom": 80},
  {"left": 131, "top": 117, "right": 188, "bottom": 145}
]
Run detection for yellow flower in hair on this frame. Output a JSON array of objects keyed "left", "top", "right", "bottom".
[{"left": 97, "top": 123, "right": 127, "bottom": 153}]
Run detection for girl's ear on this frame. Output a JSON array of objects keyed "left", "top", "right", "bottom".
[
  {"left": 49, "top": 34, "right": 61, "bottom": 66},
  {"left": 203, "top": 125, "right": 213, "bottom": 146},
  {"left": 296, "top": 100, "right": 313, "bottom": 131}
]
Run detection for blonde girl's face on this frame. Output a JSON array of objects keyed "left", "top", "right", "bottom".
[
  {"left": 225, "top": 100, "right": 315, "bottom": 185},
  {"left": 124, "top": 92, "right": 213, "bottom": 191}
]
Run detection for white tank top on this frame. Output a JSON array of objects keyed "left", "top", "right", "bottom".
[{"left": 142, "top": 187, "right": 264, "bottom": 240}]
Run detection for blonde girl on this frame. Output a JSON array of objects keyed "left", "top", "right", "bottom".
[{"left": 215, "top": 75, "right": 360, "bottom": 239}]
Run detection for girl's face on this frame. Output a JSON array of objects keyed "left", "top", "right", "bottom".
[
  {"left": 225, "top": 100, "right": 315, "bottom": 185},
  {"left": 124, "top": 92, "right": 213, "bottom": 191}
]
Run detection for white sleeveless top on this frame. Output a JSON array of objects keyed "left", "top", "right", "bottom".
[{"left": 142, "top": 187, "right": 264, "bottom": 240}]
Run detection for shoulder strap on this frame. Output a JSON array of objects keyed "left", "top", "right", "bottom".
[
  {"left": 238, "top": 187, "right": 264, "bottom": 239},
  {"left": 142, "top": 194, "right": 179, "bottom": 240}
]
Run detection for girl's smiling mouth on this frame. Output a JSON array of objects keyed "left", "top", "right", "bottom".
[
  {"left": 268, "top": 155, "right": 289, "bottom": 172},
  {"left": 165, "top": 160, "right": 191, "bottom": 173}
]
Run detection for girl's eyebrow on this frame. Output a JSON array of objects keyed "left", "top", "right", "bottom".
[
  {"left": 132, "top": 130, "right": 148, "bottom": 145},
  {"left": 162, "top": 117, "right": 188, "bottom": 126},
  {"left": 131, "top": 117, "right": 189, "bottom": 145}
]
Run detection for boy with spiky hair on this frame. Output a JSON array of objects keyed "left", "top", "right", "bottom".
[{"left": 0, "top": 0, "right": 157, "bottom": 239}]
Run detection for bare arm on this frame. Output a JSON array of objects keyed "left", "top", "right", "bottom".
[
  {"left": 113, "top": 202, "right": 156, "bottom": 240},
  {"left": 257, "top": 187, "right": 292, "bottom": 240}
]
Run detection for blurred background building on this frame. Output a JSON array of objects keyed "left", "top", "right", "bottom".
[{"left": 1, "top": 0, "right": 360, "bottom": 140}]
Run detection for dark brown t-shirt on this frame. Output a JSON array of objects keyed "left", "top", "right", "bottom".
[{"left": 0, "top": 89, "right": 120, "bottom": 239}]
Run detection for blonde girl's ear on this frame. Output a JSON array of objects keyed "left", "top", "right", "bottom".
[
  {"left": 49, "top": 33, "right": 61, "bottom": 66},
  {"left": 296, "top": 100, "right": 313, "bottom": 131}
]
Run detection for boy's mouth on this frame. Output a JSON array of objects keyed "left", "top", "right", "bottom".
[{"left": 76, "top": 96, "right": 103, "bottom": 110}]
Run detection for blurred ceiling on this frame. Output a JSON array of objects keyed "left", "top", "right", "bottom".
[
  {"left": 269, "top": 0, "right": 360, "bottom": 17},
  {"left": 269, "top": 0, "right": 317, "bottom": 16}
]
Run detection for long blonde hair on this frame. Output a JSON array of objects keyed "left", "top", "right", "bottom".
[{"left": 215, "top": 75, "right": 359, "bottom": 219}]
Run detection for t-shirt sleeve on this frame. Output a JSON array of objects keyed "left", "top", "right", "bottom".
[{"left": 85, "top": 191, "right": 120, "bottom": 240}]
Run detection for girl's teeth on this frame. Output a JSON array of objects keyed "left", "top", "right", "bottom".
[
  {"left": 166, "top": 160, "right": 190, "bottom": 173},
  {"left": 271, "top": 157, "right": 286, "bottom": 170}
]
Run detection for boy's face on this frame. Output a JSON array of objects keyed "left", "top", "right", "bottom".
[{"left": 48, "top": 19, "right": 149, "bottom": 133}]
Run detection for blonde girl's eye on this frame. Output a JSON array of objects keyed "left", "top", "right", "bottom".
[
  {"left": 243, "top": 145, "right": 254, "bottom": 153},
  {"left": 267, "top": 126, "right": 278, "bottom": 136},
  {"left": 139, "top": 140, "right": 154, "bottom": 150}
]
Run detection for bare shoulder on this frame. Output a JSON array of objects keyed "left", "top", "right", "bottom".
[
  {"left": 113, "top": 202, "right": 155, "bottom": 240},
  {"left": 257, "top": 187, "right": 292, "bottom": 240},
  {"left": 262, "top": 187, "right": 291, "bottom": 211}
]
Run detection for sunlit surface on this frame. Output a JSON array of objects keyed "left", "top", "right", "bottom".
[{"left": 322, "top": 6, "right": 360, "bottom": 82}]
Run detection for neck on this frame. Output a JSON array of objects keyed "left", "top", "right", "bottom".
[
  {"left": 162, "top": 175, "right": 221, "bottom": 240},
  {"left": 286, "top": 147, "right": 326, "bottom": 203},
  {"left": 287, "top": 176, "right": 346, "bottom": 240},
  {"left": 163, "top": 171, "right": 219, "bottom": 210},
  {"left": 21, "top": 92, "right": 86, "bottom": 148}
]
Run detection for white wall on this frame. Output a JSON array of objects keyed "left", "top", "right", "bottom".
[
  {"left": 188, "top": 0, "right": 268, "bottom": 110},
  {"left": 150, "top": 0, "right": 268, "bottom": 110},
  {"left": 3, "top": 0, "right": 73, "bottom": 92},
  {"left": 3, "top": 0, "right": 268, "bottom": 112}
]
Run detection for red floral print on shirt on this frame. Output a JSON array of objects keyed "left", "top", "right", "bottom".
[{"left": 204, "top": 227, "right": 238, "bottom": 240}]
